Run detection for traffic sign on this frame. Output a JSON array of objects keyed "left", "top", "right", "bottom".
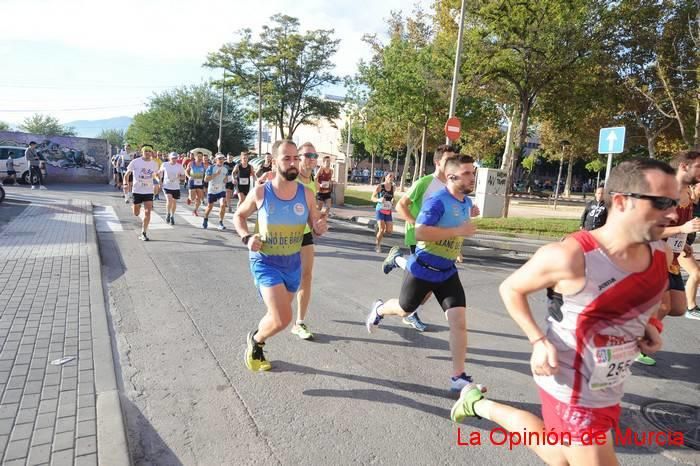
[
  {"left": 598, "top": 126, "right": 625, "bottom": 154},
  {"left": 444, "top": 117, "right": 461, "bottom": 141}
]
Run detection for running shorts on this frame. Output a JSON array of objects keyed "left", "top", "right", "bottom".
[
  {"left": 316, "top": 192, "right": 331, "bottom": 201},
  {"left": 668, "top": 271, "right": 685, "bottom": 291},
  {"left": 133, "top": 193, "right": 154, "bottom": 205},
  {"left": 376, "top": 211, "right": 392, "bottom": 222},
  {"left": 301, "top": 231, "right": 314, "bottom": 247},
  {"left": 164, "top": 188, "right": 181, "bottom": 200},
  {"left": 207, "top": 191, "right": 226, "bottom": 204},
  {"left": 250, "top": 259, "right": 301, "bottom": 293},
  {"left": 398, "top": 270, "right": 465, "bottom": 313}
]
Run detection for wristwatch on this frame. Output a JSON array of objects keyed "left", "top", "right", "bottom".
[{"left": 241, "top": 234, "right": 252, "bottom": 245}]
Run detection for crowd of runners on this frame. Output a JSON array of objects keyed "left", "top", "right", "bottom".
[{"left": 110, "top": 139, "right": 699, "bottom": 465}]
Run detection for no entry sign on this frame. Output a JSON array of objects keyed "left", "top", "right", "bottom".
[{"left": 444, "top": 117, "right": 461, "bottom": 141}]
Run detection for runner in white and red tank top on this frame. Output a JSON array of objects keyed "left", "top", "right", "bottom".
[{"left": 450, "top": 158, "right": 679, "bottom": 465}]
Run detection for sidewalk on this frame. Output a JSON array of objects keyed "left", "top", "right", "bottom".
[{"left": 0, "top": 200, "right": 129, "bottom": 465}]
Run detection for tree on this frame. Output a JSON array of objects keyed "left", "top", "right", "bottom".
[
  {"left": 19, "top": 114, "right": 75, "bottom": 136},
  {"left": 452, "top": 0, "right": 608, "bottom": 215},
  {"left": 125, "top": 83, "right": 251, "bottom": 154},
  {"left": 611, "top": 0, "right": 699, "bottom": 149},
  {"left": 206, "top": 14, "right": 341, "bottom": 139},
  {"left": 96, "top": 129, "right": 125, "bottom": 149},
  {"left": 0, "top": 121, "right": 10, "bottom": 131}
]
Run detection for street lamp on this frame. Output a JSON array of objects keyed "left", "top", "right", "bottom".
[{"left": 553, "top": 140, "right": 570, "bottom": 210}]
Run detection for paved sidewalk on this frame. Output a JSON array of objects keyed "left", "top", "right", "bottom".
[{"left": 0, "top": 200, "right": 129, "bottom": 465}]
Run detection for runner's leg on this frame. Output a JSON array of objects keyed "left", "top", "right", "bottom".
[{"left": 255, "top": 284, "right": 295, "bottom": 342}]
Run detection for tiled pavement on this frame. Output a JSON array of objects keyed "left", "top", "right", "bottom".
[{"left": 0, "top": 200, "right": 129, "bottom": 465}]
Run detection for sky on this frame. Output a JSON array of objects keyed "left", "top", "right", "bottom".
[{"left": 0, "top": 0, "right": 431, "bottom": 128}]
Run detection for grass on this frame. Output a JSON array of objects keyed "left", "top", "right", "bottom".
[
  {"left": 474, "top": 217, "right": 579, "bottom": 238},
  {"left": 342, "top": 189, "right": 580, "bottom": 238}
]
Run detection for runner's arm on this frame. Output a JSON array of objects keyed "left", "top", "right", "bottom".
[
  {"left": 396, "top": 196, "right": 414, "bottom": 224},
  {"left": 661, "top": 219, "right": 700, "bottom": 238},
  {"left": 305, "top": 187, "right": 327, "bottom": 236},
  {"left": 370, "top": 185, "right": 381, "bottom": 203},
  {"left": 499, "top": 241, "right": 582, "bottom": 343}
]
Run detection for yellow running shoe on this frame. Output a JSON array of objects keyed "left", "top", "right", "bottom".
[{"left": 245, "top": 331, "right": 271, "bottom": 372}]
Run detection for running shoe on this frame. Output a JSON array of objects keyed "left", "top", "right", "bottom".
[
  {"left": 39, "top": 185, "right": 47, "bottom": 190},
  {"left": 202, "top": 217, "right": 208, "bottom": 229},
  {"left": 685, "top": 306, "right": 700, "bottom": 320},
  {"left": 186, "top": 198, "right": 192, "bottom": 205},
  {"left": 375, "top": 244, "right": 381, "bottom": 253},
  {"left": 218, "top": 222, "right": 226, "bottom": 231},
  {"left": 403, "top": 313, "right": 427, "bottom": 332},
  {"left": 366, "top": 299, "right": 384, "bottom": 334},
  {"left": 31, "top": 186, "right": 36, "bottom": 190},
  {"left": 450, "top": 383, "right": 485, "bottom": 423},
  {"left": 291, "top": 323, "right": 313, "bottom": 340},
  {"left": 382, "top": 246, "right": 402, "bottom": 274},
  {"left": 124, "top": 196, "right": 129, "bottom": 204},
  {"left": 450, "top": 373, "right": 487, "bottom": 393},
  {"left": 193, "top": 210, "right": 199, "bottom": 217},
  {"left": 245, "top": 331, "right": 271, "bottom": 372},
  {"left": 169, "top": 216, "right": 175, "bottom": 226},
  {"left": 166, "top": 214, "right": 171, "bottom": 224},
  {"left": 636, "top": 353, "right": 656, "bottom": 366},
  {"left": 138, "top": 232, "right": 149, "bottom": 241}
]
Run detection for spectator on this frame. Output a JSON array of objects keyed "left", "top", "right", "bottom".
[
  {"left": 26, "top": 141, "right": 46, "bottom": 190},
  {"left": 580, "top": 183, "right": 607, "bottom": 231},
  {"left": 362, "top": 168, "right": 370, "bottom": 183},
  {"left": 4, "top": 153, "right": 17, "bottom": 185}
]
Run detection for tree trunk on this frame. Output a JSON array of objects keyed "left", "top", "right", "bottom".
[
  {"left": 647, "top": 132, "right": 657, "bottom": 159},
  {"left": 563, "top": 152, "right": 574, "bottom": 198},
  {"left": 694, "top": 88, "right": 700, "bottom": 149},
  {"left": 419, "top": 115, "right": 428, "bottom": 177},
  {"left": 502, "top": 96, "right": 532, "bottom": 218},
  {"left": 500, "top": 107, "right": 517, "bottom": 171},
  {"left": 370, "top": 152, "right": 376, "bottom": 185}
]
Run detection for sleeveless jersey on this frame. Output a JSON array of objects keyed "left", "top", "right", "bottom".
[
  {"left": 317, "top": 168, "right": 332, "bottom": 192},
  {"left": 298, "top": 175, "right": 316, "bottom": 235},
  {"left": 376, "top": 183, "right": 394, "bottom": 214},
  {"left": 535, "top": 231, "right": 668, "bottom": 408},
  {"left": 236, "top": 164, "right": 252, "bottom": 185},
  {"left": 667, "top": 199, "right": 693, "bottom": 274},
  {"left": 251, "top": 183, "right": 308, "bottom": 269},
  {"left": 189, "top": 162, "right": 205, "bottom": 186}
]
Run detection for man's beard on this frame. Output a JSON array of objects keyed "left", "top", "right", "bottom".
[{"left": 280, "top": 167, "right": 298, "bottom": 181}]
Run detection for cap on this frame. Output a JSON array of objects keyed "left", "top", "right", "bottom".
[
  {"left": 215, "top": 153, "right": 225, "bottom": 159},
  {"left": 168, "top": 152, "right": 178, "bottom": 159}
]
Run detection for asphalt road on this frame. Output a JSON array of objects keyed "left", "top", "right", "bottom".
[{"left": 3, "top": 184, "right": 698, "bottom": 466}]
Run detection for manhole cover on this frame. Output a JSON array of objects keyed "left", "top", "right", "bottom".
[{"left": 641, "top": 401, "right": 700, "bottom": 450}]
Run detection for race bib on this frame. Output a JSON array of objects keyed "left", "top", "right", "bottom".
[
  {"left": 136, "top": 177, "right": 151, "bottom": 190},
  {"left": 588, "top": 341, "right": 639, "bottom": 391},
  {"left": 667, "top": 233, "right": 687, "bottom": 254},
  {"left": 382, "top": 200, "right": 392, "bottom": 211},
  {"left": 321, "top": 181, "right": 330, "bottom": 189},
  {"left": 239, "top": 177, "right": 249, "bottom": 185},
  {"left": 193, "top": 179, "right": 203, "bottom": 186}
]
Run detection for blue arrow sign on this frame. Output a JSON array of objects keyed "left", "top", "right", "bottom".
[{"left": 598, "top": 126, "right": 626, "bottom": 154}]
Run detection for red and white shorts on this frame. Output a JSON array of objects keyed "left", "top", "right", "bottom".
[{"left": 539, "top": 388, "right": 621, "bottom": 444}]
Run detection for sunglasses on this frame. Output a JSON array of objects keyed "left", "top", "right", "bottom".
[
  {"left": 302, "top": 152, "right": 318, "bottom": 159},
  {"left": 609, "top": 192, "right": 679, "bottom": 210}
]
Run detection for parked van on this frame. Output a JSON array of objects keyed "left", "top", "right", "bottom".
[{"left": 0, "top": 146, "right": 47, "bottom": 184}]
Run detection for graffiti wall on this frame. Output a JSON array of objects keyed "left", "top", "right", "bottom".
[{"left": 0, "top": 131, "right": 110, "bottom": 183}]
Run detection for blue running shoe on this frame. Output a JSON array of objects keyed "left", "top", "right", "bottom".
[{"left": 403, "top": 312, "right": 427, "bottom": 332}]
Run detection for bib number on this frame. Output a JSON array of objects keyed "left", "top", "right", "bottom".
[
  {"left": 193, "top": 179, "right": 203, "bottom": 186},
  {"left": 321, "top": 181, "right": 330, "bottom": 189},
  {"left": 382, "top": 200, "right": 392, "bottom": 211},
  {"left": 238, "top": 177, "right": 249, "bottom": 185},
  {"left": 667, "top": 233, "right": 687, "bottom": 254},
  {"left": 588, "top": 341, "right": 639, "bottom": 391}
]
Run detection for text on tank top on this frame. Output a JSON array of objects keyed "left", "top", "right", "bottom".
[{"left": 251, "top": 183, "right": 308, "bottom": 267}]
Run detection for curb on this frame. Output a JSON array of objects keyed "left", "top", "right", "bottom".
[
  {"left": 85, "top": 202, "right": 131, "bottom": 466},
  {"left": 335, "top": 214, "right": 547, "bottom": 255}
]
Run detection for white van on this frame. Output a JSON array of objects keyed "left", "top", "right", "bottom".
[{"left": 0, "top": 146, "right": 46, "bottom": 184}]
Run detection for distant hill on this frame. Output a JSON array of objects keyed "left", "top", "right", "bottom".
[{"left": 64, "top": 116, "right": 133, "bottom": 138}]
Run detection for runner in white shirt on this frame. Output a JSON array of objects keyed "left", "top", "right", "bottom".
[
  {"left": 160, "top": 152, "right": 186, "bottom": 226},
  {"left": 202, "top": 153, "right": 229, "bottom": 230},
  {"left": 125, "top": 146, "right": 160, "bottom": 241}
]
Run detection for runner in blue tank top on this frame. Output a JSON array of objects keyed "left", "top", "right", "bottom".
[{"left": 233, "top": 139, "right": 328, "bottom": 371}]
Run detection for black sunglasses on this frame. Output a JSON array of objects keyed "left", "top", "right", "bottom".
[{"left": 609, "top": 191, "right": 679, "bottom": 210}]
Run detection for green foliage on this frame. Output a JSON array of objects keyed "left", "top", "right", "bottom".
[
  {"left": 0, "top": 121, "right": 10, "bottom": 131},
  {"left": 125, "top": 83, "right": 251, "bottom": 154},
  {"left": 474, "top": 217, "right": 579, "bottom": 238},
  {"left": 206, "top": 14, "right": 341, "bottom": 139},
  {"left": 521, "top": 153, "right": 537, "bottom": 172},
  {"left": 96, "top": 128, "right": 125, "bottom": 148},
  {"left": 19, "top": 114, "right": 75, "bottom": 136},
  {"left": 585, "top": 158, "right": 606, "bottom": 173}
]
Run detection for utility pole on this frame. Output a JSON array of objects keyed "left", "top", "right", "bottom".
[
  {"left": 446, "top": 0, "right": 467, "bottom": 144},
  {"left": 218, "top": 69, "right": 225, "bottom": 153},
  {"left": 258, "top": 73, "right": 263, "bottom": 156}
]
